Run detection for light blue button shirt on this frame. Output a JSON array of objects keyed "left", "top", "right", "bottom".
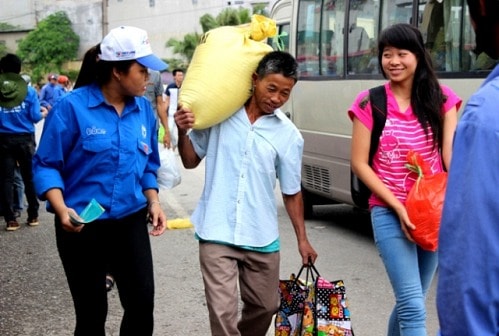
[
  {"left": 33, "top": 83, "right": 160, "bottom": 219},
  {"left": 189, "top": 106, "right": 303, "bottom": 248},
  {"left": 437, "top": 64, "right": 499, "bottom": 336}
]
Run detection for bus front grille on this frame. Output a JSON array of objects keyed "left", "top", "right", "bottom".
[{"left": 303, "top": 164, "right": 330, "bottom": 193}]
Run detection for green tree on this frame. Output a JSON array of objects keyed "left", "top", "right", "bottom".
[
  {"left": 17, "top": 11, "right": 79, "bottom": 83},
  {"left": 199, "top": 13, "right": 219, "bottom": 33},
  {"left": 164, "top": 58, "right": 188, "bottom": 72},
  {"left": 0, "top": 22, "right": 20, "bottom": 58},
  {"left": 166, "top": 7, "right": 253, "bottom": 66},
  {"left": 166, "top": 32, "right": 202, "bottom": 64},
  {"left": 252, "top": 4, "right": 269, "bottom": 17},
  {"left": 0, "top": 43, "right": 7, "bottom": 58},
  {"left": 0, "top": 22, "right": 19, "bottom": 31}
]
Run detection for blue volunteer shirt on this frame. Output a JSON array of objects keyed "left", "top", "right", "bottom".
[
  {"left": 39, "top": 82, "right": 58, "bottom": 108},
  {"left": 437, "top": 64, "right": 499, "bottom": 335},
  {"left": 0, "top": 86, "right": 42, "bottom": 133},
  {"left": 189, "top": 106, "right": 303, "bottom": 248},
  {"left": 33, "top": 83, "right": 160, "bottom": 219}
]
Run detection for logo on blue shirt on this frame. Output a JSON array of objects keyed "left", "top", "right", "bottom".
[{"left": 86, "top": 126, "right": 107, "bottom": 135}]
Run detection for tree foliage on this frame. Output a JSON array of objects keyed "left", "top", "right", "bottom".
[
  {"left": 0, "top": 22, "right": 20, "bottom": 57},
  {"left": 252, "top": 4, "right": 269, "bottom": 17},
  {"left": 166, "top": 7, "right": 254, "bottom": 67},
  {"left": 199, "top": 14, "right": 219, "bottom": 34},
  {"left": 0, "top": 22, "right": 19, "bottom": 32},
  {"left": 166, "top": 32, "right": 202, "bottom": 64},
  {"left": 0, "top": 43, "right": 7, "bottom": 58},
  {"left": 17, "top": 11, "right": 79, "bottom": 83},
  {"left": 164, "top": 58, "right": 188, "bottom": 72}
]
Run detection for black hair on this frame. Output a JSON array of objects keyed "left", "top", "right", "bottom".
[
  {"left": 378, "top": 23, "right": 445, "bottom": 150},
  {"left": 255, "top": 51, "right": 298, "bottom": 83},
  {"left": 74, "top": 43, "right": 135, "bottom": 89},
  {"left": 172, "top": 69, "right": 184, "bottom": 76},
  {"left": 467, "top": 0, "right": 499, "bottom": 59},
  {"left": 0, "top": 53, "right": 22, "bottom": 74}
]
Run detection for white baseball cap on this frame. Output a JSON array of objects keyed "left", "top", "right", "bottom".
[{"left": 99, "top": 26, "right": 168, "bottom": 71}]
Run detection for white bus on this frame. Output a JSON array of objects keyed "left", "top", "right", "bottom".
[{"left": 270, "top": 0, "right": 493, "bottom": 218}]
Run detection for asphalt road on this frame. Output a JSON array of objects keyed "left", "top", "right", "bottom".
[
  {"left": 0, "top": 154, "right": 210, "bottom": 335},
  {"left": 0, "top": 120, "right": 440, "bottom": 335}
]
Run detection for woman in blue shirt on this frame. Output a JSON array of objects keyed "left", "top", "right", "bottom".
[{"left": 33, "top": 26, "right": 168, "bottom": 336}]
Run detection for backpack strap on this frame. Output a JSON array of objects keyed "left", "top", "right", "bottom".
[
  {"left": 350, "top": 85, "right": 388, "bottom": 209},
  {"left": 368, "top": 85, "right": 388, "bottom": 164}
]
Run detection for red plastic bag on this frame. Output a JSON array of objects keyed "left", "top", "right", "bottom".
[{"left": 405, "top": 150, "right": 447, "bottom": 251}]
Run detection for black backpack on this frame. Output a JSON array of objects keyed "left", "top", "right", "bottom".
[{"left": 350, "top": 85, "right": 387, "bottom": 209}]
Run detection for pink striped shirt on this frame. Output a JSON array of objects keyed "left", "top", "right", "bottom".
[{"left": 348, "top": 82, "right": 462, "bottom": 207}]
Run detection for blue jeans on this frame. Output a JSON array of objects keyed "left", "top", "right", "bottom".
[
  {"left": 371, "top": 206, "right": 438, "bottom": 336},
  {"left": 13, "top": 168, "right": 25, "bottom": 211}
]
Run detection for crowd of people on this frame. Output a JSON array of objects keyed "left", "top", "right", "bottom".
[{"left": 1, "top": 0, "right": 498, "bottom": 334}]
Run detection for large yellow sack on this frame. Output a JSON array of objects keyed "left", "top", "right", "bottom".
[{"left": 179, "top": 15, "right": 276, "bottom": 129}]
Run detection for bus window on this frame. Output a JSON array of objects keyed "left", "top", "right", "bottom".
[
  {"left": 347, "top": 0, "right": 379, "bottom": 74},
  {"left": 416, "top": 0, "right": 492, "bottom": 72},
  {"left": 322, "top": 0, "right": 346, "bottom": 76},
  {"left": 270, "top": 23, "right": 290, "bottom": 52},
  {"left": 297, "top": 0, "right": 322, "bottom": 76},
  {"left": 419, "top": 0, "right": 444, "bottom": 70},
  {"left": 382, "top": 0, "right": 414, "bottom": 27}
]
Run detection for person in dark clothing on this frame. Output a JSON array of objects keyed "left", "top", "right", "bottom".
[{"left": 0, "top": 53, "right": 45, "bottom": 231}]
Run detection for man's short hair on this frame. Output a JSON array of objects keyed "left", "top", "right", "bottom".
[
  {"left": 0, "top": 53, "right": 22, "bottom": 74},
  {"left": 172, "top": 68, "right": 184, "bottom": 76},
  {"left": 255, "top": 51, "right": 298, "bottom": 83}
]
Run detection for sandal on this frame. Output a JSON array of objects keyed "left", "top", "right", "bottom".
[{"left": 105, "top": 274, "right": 115, "bottom": 292}]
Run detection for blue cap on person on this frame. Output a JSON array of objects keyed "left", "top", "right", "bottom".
[{"left": 99, "top": 26, "right": 168, "bottom": 71}]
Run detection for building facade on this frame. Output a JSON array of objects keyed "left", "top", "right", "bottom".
[{"left": 1, "top": 0, "right": 271, "bottom": 60}]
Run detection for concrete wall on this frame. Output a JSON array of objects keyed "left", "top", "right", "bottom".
[
  {"left": 1, "top": 0, "right": 270, "bottom": 60},
  {"left": 0, "top": 0, "right": 102, "bottom": 59},
  {"left": 106, "top": 0, "right": 261, "bottom": 59}
]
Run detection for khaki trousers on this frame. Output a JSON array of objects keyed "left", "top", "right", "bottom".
[{"left": 199, "top": 242, "right": 280, "bottom": 336}]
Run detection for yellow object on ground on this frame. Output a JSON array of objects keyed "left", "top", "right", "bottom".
[
  {"left": 166, "top": 218, "right": 194, "bottom": 230},
  {"left": 179, "top": 15, "right": 276, "bottom": 130}
]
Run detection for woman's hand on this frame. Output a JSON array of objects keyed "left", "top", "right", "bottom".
[
  {"left": 61, "top": 208, "right": 85, "bottom": 233},
  {"left": 147, "top": 201, "right": 167, "bottom": 236},
  {"left": 394, "top": 204, "right": 416, "bottom": 243},
  {"left": 162, "top": 131, "right": 171, "bottom": 149}
]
